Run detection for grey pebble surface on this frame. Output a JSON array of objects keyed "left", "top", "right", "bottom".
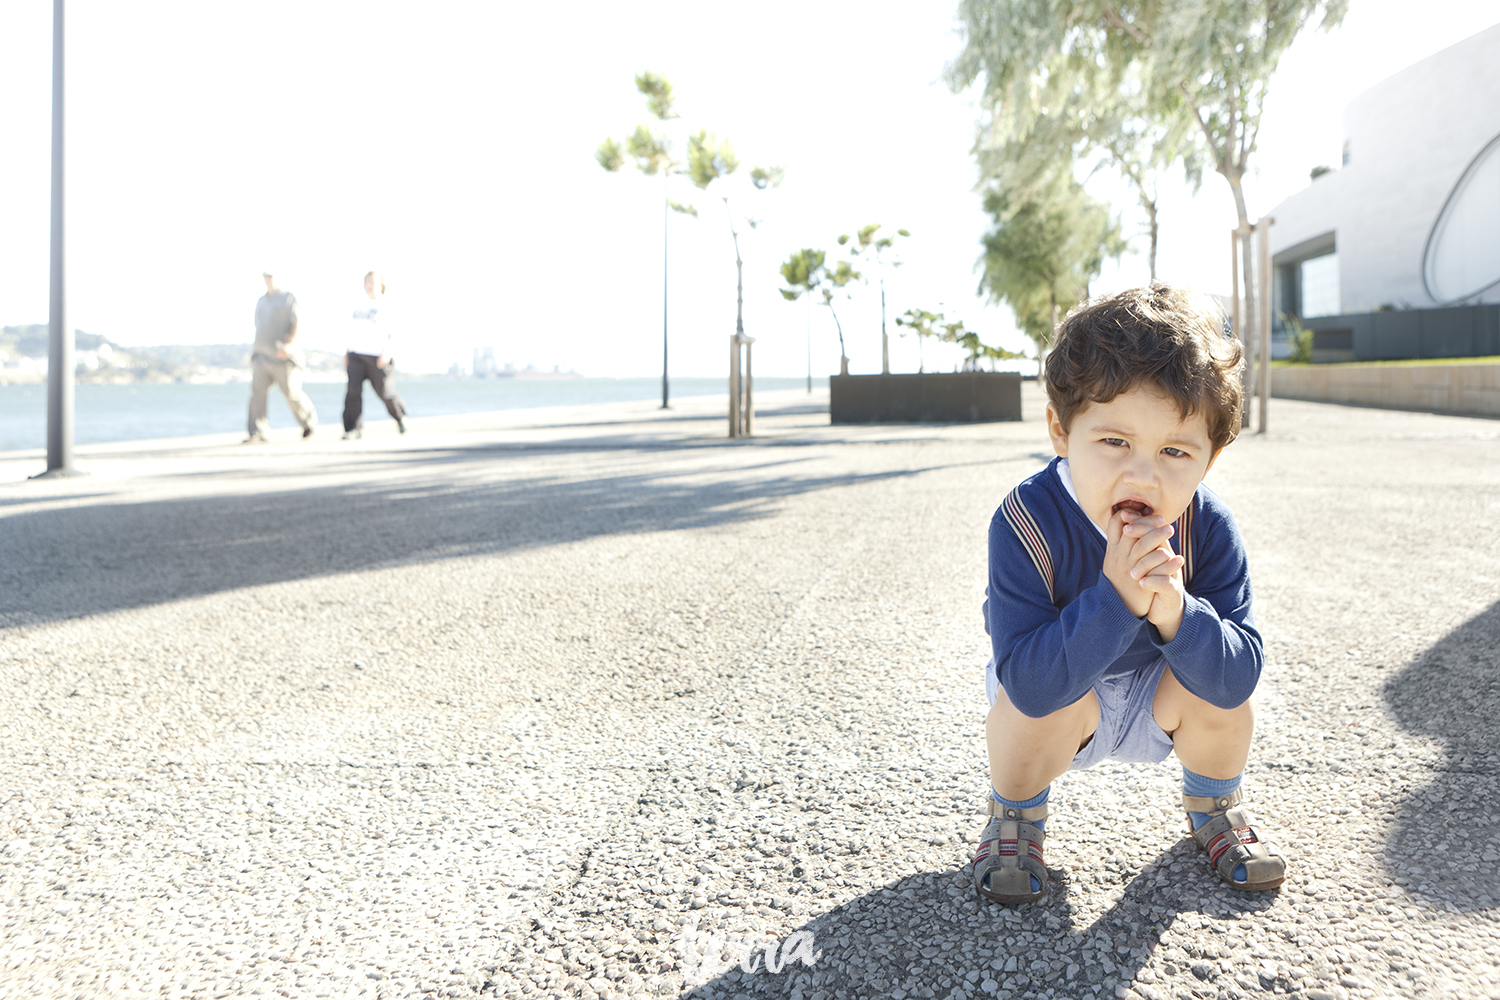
[{"left": 1, "top": 385, "right": 1498, "bottom": 999}]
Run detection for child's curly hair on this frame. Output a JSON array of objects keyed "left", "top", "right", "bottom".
[{"left": 1045, "top": 283, "right": 1245, "bottom": 452}]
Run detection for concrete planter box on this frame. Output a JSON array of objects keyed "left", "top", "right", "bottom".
[
  {"left": 829, "top": 372, "right": 1022, "bottom": 424},
  {"left": 1272, "top": 362, "right": 1500, "bottom": 418}
]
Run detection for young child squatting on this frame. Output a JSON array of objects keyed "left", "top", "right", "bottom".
[{"left": 973, "top": 283, "right": 1286, "bottom": 905}]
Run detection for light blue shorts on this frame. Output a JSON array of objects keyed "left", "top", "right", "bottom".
[{"left": 986, "top": 656, "right": 1176, "bottom": 769}]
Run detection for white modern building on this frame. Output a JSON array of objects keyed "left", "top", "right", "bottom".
[{"left": 1268, "top": 23, "right": 1500, "bottom": 361}]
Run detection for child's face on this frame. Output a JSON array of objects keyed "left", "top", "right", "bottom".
[{"left": 1047, "top": 386, "right": 1219, "bottom": 532}]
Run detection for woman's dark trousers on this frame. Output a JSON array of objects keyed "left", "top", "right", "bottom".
[{"left": 344, "top": 352, "right": 407, "bottom": 432}]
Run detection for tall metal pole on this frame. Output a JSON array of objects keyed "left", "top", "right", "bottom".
[
  {"left": 42, "top": 0, "right": 78, "bottom": 478},
  {"left": 660, "top": 179, "right": 670, "bottom": 409},
  {"left": 880, "top": 278, "right": 889, "bottom": 375},
  {"left": 805, "top": 296, "right": 811, "bottom": 393},
  {"left": 1257, "top": 216, "right": 1274, "bottom": 434}
]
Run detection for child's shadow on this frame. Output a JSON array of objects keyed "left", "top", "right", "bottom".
[
  {"left": 1382, "top": 599, "right": 1500, "bottom": 911},
  {"left": 683, "top": 842, "right": 1276, "bottom": 998}
]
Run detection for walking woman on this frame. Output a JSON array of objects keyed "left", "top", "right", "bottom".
[{"left": 342, "top": 270, "right": 407, "bottom": 439}]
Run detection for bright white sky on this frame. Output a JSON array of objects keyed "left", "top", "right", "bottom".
[{"left": 0, "top": 1, "right": 1496, "bottom": 377}]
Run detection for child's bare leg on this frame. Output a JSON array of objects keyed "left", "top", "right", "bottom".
[
  {"left": 1150, "top": 666, "right": 1253, "bottom": 777},
  {"left": 986, "top": 687, "right": 1101, "bottom": 800},
  {"left": 1152, "top": 665, "right": 1284, "bottom": 889},
  {"left": 976, "top": 687, "right": 1099, "bottom": 902}
]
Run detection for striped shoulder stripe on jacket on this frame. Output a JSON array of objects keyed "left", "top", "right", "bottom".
[
  {"left": 1000, "top": 487, "right": 1195, "bottom": 603},
  {"left": 1000, "top": 487, "right": 1055, "bottom": 605},
  {"left": 1174, "top": 502, "right": 1194, "bottom": 589}
]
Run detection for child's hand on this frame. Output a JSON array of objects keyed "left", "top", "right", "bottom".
[
  {"left": 1139, "top": 552, "right": 1187, "bottom": 643},
  {"left": 1103, "top": 510, "right": 1183, "bottom": 621}
]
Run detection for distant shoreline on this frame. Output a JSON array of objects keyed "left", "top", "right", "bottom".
[{"left": 0, "top": 376, "right": 828, "bottom": 453}]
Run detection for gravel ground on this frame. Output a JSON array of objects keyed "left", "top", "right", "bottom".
[{"left": 1, "top": 385, "right": 1498, "bottom": 1000}]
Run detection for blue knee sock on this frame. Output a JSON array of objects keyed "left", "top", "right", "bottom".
[
  {"left": 1183, "top": 767, "right": 1246, "bottom": 881},
  {"left": 989, "top": 786, "right": 1049, "bottom": 893}
]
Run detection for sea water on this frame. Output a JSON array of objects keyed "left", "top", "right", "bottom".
[{"left": 0, "top": 376, "right": 822, "bottom": 453}]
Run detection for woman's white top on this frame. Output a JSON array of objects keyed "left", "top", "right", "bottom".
[{"left": 347, "top": 297, "right": 391, "bottom": 357}]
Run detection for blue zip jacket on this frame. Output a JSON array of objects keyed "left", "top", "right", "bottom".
[{"left": 984, "top": 457, "right": 1263, "bottom": 718}]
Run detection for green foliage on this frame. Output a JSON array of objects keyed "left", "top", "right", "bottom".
[
  {"left": 780, "top": 249, "right": 860, "bottom": 303},
  {"left": 1294, "top": 325, "right": 1313, "bottom": 365},
  {"left": 826, "top": 259, "right": 859, "bottom": 291},
  {"left": 950, "top": 2, "right": 1201, "bottom": 279},
  {"left": 1146, "top": 0, "right": 1347, "bottom": 203},
  {"left": 894, "top": 308, "right": 943, "bottom": 340},
  {"left": 596, "top": 138, "right": 625, "bottom": 173},
  {"left": 750, "top": 166, "right": 785, "bottom": 190},
  {"left": 895, "top": 309, "right": 1025, "bottom": 368},
  {"left": 600, "top": 73, "right": 776, "bottom": 215},
  {"left": 599, "top": 71, "right": 784, "bottom": 368},
  {"left": 836, "top": 223, "right": 910, "bottom": 367},
  {"left": 686, "top": 130, "right": 740, "bottom": 190},
  {"left": 1282, "top": 313, "right": 1313, "bottom": 364},
  {"left": 979, "top": 168, "right": 1126, "bottom": 357},
  {"left": 635, "top": 71, "right": 677, "bottom": 121},
  {"left": 626, "top": 124, "right": 673, "bottom": 176},
  {"left": 778, "top": 249, "right": 860, "bottom": 360},
  {"left": 950, "top": 0, "right": 1347, "bottom": 242},
  {"left": 779, "top": 248, "right": 827, "bottom": 301},
  {"left": 598, "top": 71, "right": 685, "bottom": 181},
  {"left": 838, "top": 223, "right": 909, "bottom": 262}
]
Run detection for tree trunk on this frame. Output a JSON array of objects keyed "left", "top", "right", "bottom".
[
  {"left": 1043, "top": 291, "right": 1060, "bottom": 378},
  {"left": 1223, "top": 171, "right": 1255, "bottom": 429},
  {"left": 1226, "top": 171, "right": 1251, "bottom": 234},
  {"left": 723, "top": 198, "right": 744, "bottom": 341},
  {"left": 1146, "top": 198, "right": 1159, "bottom": 282},
  {"left": 828, "top": 301, "right": 848, "bottom": 373},
  {"left": 1184, "top": 82, "right": 1256, "bottom": 428},
  {"left": 1120, "top": 161, "right": 1159, "bottom": 283},
  {"left": 723, "top": 197, "right": 749, "bottom": 434}
]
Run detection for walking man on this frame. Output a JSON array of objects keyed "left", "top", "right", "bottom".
[{"left": 247, "top": 269, "right": 318, "bottom": 442}]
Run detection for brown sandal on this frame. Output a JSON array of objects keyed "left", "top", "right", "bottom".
[
  {"left": 1184, "top": 788, "right": 1287, "bottom": 891},
  {"left": 972, "top": 800, "right": 1048, "bottom": 904}
]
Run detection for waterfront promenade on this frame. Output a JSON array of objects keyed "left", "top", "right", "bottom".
[{"left": 1, "top": 386, "right": 1498, "bottom": 999}]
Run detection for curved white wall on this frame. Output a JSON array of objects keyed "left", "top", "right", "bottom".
[
  {"left": 1423, "top": 133, "right": 1500, "bottom": 303},
  {"left": 1270, "top": 23, "right": 1500, "bottom": 311}
]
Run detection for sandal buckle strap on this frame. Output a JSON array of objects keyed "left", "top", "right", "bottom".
[
  {"left": 1182, "top": 787, "right": 1243, "bottom": 815},
  {"left": 1206, "top": 825, "right": 1259, "bottom": 867},
  {"left": 986, "top": 799, "right": 1049, "bottom": 822}
]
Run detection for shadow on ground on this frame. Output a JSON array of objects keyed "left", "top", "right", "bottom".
[
  {"left": 683, "top": 844, "right": 1277, "bottom": 998},
  {"left": 1383, "top": 599, "right": 1500, "bottom": 911},
  {"left": 0, "top": 447, "right": 948, "bottom": 628}
]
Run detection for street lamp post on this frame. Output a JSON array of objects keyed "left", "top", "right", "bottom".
[
  {"left": 661, "top": 174, "right": 670, "bottom": 409},
  {"left": 805, "top": 295, "right": 811, "bottom": 393},
  {"left": 37, "top": 0, "right": 81, "bottom": 480}
]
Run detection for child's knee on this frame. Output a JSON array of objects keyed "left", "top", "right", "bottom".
[
  {"left": 1172, "top": 692, "right": 1254, "bottom": 734},
  {"left": 988, "top": 687, "right": 1099, "bottom": 747},
  {"left": 1154, "top": 668, "right": 1252, "bottom": 728}
]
